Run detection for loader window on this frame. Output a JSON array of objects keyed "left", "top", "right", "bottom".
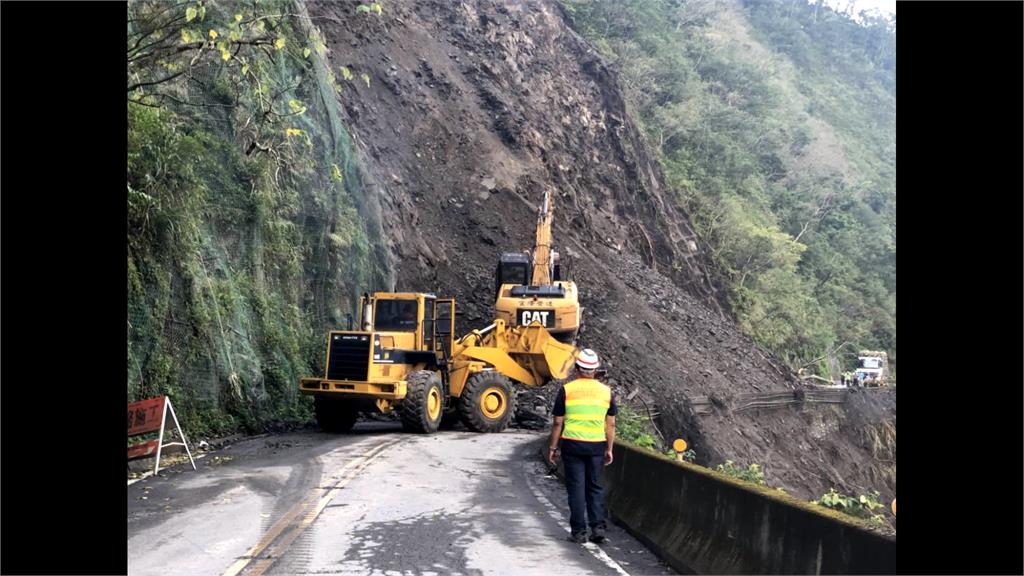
[
  {"left": 374, "top": 299, "right": 419, "bottom": 332},
  {"left": 423, "top": 299, "right": 434, "bottom": 350},
  {"left": 435, "top": 302, "right": 453, "bottom": 335},
  {"left": 435, "top": 300, "right": 454, "bottom": 359}
]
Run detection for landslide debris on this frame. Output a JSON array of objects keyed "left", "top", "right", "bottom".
[{"left": 307, "top": 0, "right": 895, "bottom": 500}]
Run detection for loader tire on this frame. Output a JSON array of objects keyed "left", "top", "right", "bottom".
[
  {"left": 314, "top": 397, "right": 359, "bottom": 433},
  {"left": 458, "top": 372, "right": 516, "bottom": 433},
  {"left": 400, "top": 370, "right": 444, "bottom": 434}
]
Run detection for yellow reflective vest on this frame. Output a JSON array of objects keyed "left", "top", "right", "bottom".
[{"left": 560, "top": 378, "right": 612, "bottom": 443}]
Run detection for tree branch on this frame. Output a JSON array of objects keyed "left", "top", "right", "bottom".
[
  {"left": 800, "top": 341, "right": 852, "bottom": 369},
  {"left": 128, "top": 97, "right": 164, "bottom": 109},
  {"left": 127, "top": 69, "right": 187, "bottom": 92}
]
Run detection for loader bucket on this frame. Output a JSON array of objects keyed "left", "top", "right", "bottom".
[{"left": 506, "top": 323, "right": 577, "bottom": 382}]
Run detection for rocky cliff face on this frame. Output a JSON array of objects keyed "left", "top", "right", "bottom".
[{"left": 303, "top": 0, "right": 894, "bottom": 501}]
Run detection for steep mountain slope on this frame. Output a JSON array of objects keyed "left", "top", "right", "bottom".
[
  {"left": 127, "top": 0, "right": 894, "bottom": 503},
  {"left": 558, "top": 0, "right": 896, "bottom": 372},
  {"left": 302, "top": 0, "right": 893, "bottom": 501}
]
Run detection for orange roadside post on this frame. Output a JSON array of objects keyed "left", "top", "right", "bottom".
[{"left": 672, "top": 438, "right": 688, "bottom": 462}]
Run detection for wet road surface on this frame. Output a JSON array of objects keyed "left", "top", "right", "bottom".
[{"left": 127, "top": 423, "right": 676, "bottom": 575}]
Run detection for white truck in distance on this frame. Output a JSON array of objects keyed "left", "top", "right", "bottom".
[{"left": 854, "top": 350, "right": 889, "bottom": 386}]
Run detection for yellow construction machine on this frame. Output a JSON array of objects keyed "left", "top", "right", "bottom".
[
  {"left": 299, "top": 292, "right": 577, "bottom": 433},
  {"left": 493, "top": 190, "right": 581, "bottom": 344}
]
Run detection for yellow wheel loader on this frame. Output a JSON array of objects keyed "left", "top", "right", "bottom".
[
  {"left": 493, "top": 190, "right": 581, "bottom": 344},
  {"left": 299, "top": 292, "right": 577, "bottom": 434}
]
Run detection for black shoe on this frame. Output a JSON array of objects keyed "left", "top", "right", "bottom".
[
  {"left": 567, "top": 532, "right": 588, "bottom": 544},
  {"left": 590, "top": 526, "right": 606, "bottom": 543}
]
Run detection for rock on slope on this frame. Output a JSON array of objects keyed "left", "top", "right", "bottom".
[{"left": 306, "top": 0, "right": 894, "bottom": 501}]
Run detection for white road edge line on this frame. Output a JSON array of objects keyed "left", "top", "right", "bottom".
[
  {"left": 128, "top": 453, "right": 209, "bottom": 486},
  {"left": 524, "top": 462, "right": 631, "bottom": 576}
]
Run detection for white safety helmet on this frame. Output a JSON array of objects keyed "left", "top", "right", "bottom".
[{"left": 575, "top": 348, "right": 600, "bottom": 371}]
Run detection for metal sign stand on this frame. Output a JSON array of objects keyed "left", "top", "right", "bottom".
[{"left": 154, "top": 398, "right": 196, "bottom": 475}]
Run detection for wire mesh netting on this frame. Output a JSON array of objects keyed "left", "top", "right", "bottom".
[{"left": 127, "top": 1, "right": 390, "bottom": 435}]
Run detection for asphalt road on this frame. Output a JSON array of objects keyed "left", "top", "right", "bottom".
[{"left": 127, "top": 422, "right": 676, "bottom": 576}]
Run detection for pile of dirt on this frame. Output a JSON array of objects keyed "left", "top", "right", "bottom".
[{"left": 306, "top": 0, "right": 894, "bottom": 500}]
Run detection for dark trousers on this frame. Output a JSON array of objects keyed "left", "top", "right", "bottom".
[{"left": 563, "top": 451, "right": 606, "bottom": 533}]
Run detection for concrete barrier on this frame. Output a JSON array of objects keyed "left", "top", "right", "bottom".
[{"left": 540, "top": 439, "right": 896, "bottom": 574}]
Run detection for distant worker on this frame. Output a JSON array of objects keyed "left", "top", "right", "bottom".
[{"left": 547, "top": 348, "right": 617, "bottom": 544}]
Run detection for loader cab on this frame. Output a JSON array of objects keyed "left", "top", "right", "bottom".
[
  {"left": 495, "top": 252, "right": 531, "bottom": 298},
  {"left": 358, "top": 292, "right": 456, "bottom": 357},
  {"left": 373, "top": 298, "right": 420, "bottom": 333}
]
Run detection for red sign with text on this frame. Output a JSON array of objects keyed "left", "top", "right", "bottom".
[
  {"left": 128, "top": 396, "right": 166, "bottom": 436},
  {"left": 127, "top": 440, "right": 161, "bottom": 461}
]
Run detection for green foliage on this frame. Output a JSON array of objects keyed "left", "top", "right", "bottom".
[
  {"left": 616, "top": 405, "right": 660, "bottom": 451},
  {"left": 716, "top": 460, "right": 767, "bottom": 486},
  {"left": 664, "top": 447, "right": 697, "bottom": 463},
  {"left": 561, "top": 0, "right": 895, "bottom": 373},
  {"left": 127, "top": 0, "right": 386, "bottom": 436},
  {"left": 356, "top": 2, "right": 383, "bottom": 15},
  {"left": 813, "top": 488, "right": 888, "bottom": 525}
]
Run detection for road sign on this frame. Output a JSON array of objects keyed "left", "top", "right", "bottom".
[
  {"left": 127, "top": 396, "right": 196, "bottom": 475},
  {"left": 128, "top": 397, "right": 166, "bottom": 436},
  {"left": 127, "top": 440, "right": 160, "bottom": 461}
]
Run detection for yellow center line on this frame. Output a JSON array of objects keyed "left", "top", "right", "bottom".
[
  {"left": 221, "top": 438, "right": 400, "bottom": 576},
  {"left": 243, "top": 439, "right": 400, "bottom": 576}
]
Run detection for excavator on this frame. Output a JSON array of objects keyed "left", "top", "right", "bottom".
[
  {"left": 493, "top": 190, "right": 581, "bottom": 344},
  {"left": 299, "top": 291, "right": 577, "bottom": 434}
]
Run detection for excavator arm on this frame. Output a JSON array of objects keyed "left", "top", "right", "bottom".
[{"left": 531, "top": 190, "right": 554, "bottom": 286}]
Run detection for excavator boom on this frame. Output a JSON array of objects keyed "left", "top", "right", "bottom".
[
  {"left": 492, "top": 190, "right": 581, "bottom": 343},
  {"left": 532, "top": 191, "right": 553, "bottom": 286}
]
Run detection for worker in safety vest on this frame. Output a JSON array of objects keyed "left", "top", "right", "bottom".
[{"left": 547, "top": 348, "right": 618, "bottom": 544}]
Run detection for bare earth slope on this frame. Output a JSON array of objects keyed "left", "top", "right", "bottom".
[{"left": 307, "top": 0, "right": 894, "bottom": 501}]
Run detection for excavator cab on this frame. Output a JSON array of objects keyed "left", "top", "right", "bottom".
[
  {"left": 494, "top": 253, "right": 531, "bottom": 299},
  {"left": 493, "top": 191, "right": 581, "bottom": 343}
]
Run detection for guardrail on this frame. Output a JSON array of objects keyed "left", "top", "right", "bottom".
[
  {"left": 540, "top": 438, "right": 896, "bottom": 574},
  {"left": 732, "top": 388, "right": 848, "bottom": 413}
]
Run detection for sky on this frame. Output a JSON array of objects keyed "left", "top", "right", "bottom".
[{"left": 823, "top": 0, "right": 896, "bottom": 20}]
